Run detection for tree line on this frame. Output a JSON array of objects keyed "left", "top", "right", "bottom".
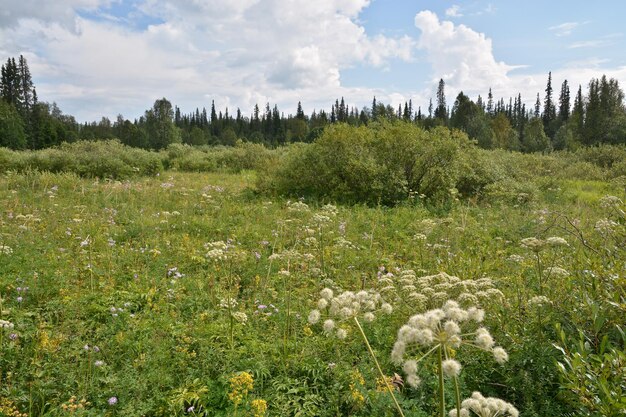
[{"left": 1, "top": 55, "right": 625, "bottom": 151}]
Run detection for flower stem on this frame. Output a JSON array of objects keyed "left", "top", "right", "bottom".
[
  {"left": 353, "top": 317, "right": 405, "bottom": 417},
  {"left": 438, "top": 345, "right": 445, "bottom": 417}
]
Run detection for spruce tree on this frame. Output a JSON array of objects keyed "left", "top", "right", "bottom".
[
  {"left": 434, "top": 78, "right": 447, "bottom": 123},
  {"left": 558, "top": 80, "right": 570, "bottom": 121}
]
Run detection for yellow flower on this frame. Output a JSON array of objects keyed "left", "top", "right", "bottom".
[{"left": 251, "top": 399, "right": 268, "bottom": 417}]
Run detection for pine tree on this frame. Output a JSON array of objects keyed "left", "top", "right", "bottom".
[{"left": 486, "top": 88, "right": 493, "bottom": 115}]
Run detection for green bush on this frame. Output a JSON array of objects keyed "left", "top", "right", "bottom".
[
  {"left": 0, "top": 140, "right": 163, "bottom": 178},
  {"left": 258, "top": 122, "right": 471, "bottom": 205}
]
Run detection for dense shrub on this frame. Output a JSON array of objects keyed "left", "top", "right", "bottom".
[
  {"left": 165, "top": 142, "right": 273, "bottom": 173},
  {"left": 0, "top": 140, "right": 163, "bottom": 178},
  {"left": 258, "top": 122, "right": 472, "bottom": 205}
]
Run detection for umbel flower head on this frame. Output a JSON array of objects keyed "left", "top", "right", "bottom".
[
  {"left": 378, "top": 270, "right": 503, "bottom": 311},
  {"left": 392, "top": 301, "right": 508, "bottom": 387},
  {"left": 449, "top": 391, "right": 519, "bottom": 417},
  {"left": 308, "top": 287, "right": 393, "bottom": 339}
]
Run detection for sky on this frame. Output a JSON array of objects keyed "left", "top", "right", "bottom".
[{"left": 1, "top": 0, "right": 625, "bottom": 122}]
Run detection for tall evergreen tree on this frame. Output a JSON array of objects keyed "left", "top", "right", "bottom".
[
  {"left": 542, "top": 72, "right": 557, "bottom": 136},
  {"left": 434, "top": 78, "right": 447, "bottom": 123},
  {"left": 558, "top": 79, "right": 570, "bottom": 122}
]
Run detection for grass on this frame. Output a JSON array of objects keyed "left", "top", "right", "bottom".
[{"left": 0, "top": 168, "right": 624, "bottom": 416}]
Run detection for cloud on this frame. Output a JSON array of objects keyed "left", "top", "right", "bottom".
[
  {"left": 0, "top": 0, "right": 419, "bottom": 121},
  {"left": 0, "top": 0, "right": 113, "bottom": 29},
  {"left": 568, "top": 39, "right": 611, "bottom": 49},
  {"left": 549, "top": 21, "right": 587, "bottom": 37},
  {"left": 445, "top": 5, "right": 462, "bottom": 18},
  {"left": 413, "top": 10, "right": 515, "bottom": 92}
]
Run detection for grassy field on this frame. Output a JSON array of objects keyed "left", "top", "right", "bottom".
[{"left": 0, "top": 166, "right": 624, "bottom": 416}]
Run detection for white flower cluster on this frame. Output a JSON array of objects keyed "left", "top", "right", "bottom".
[
  {"left": 449, "top": 391, "right": 519, "bottom": 417},
  {"left": 308, "top": 287, "right": 392, "bottom": 339},
  {"left": 599, "top": 195, "right": 623, "bottom": 209},
  {"left": 543, "top": 266, "right": 569, "bottom": 278},
  {"left": 204, "top": 240, "right": 244, "bottom": 261},
  {"left": 595, "top": 218, "right": 618, "bottom": 234},
  {"left": 527, "top": 295, "right": 551, "bottom": 308},
  {"left": 219, "top": 298, "right": 238, "bottom": 309},
  {"left": 0, "top": 319, "right": 15, "bottom": 329},
  {"left": 0, "top": 245, "right": 12, "bottom": 255},
  {"left": 286, "top": 201, "right": 310, "bottom": 212},
  {"left": 232, "top": 312, "right": 248, "bottom": 325},
  {"left": 392, "top": 301, "right": 508, "bottom": 388},
  {"left": 379, "top": 271, "right": 503, "bottom": 310},
  {"left": 520, "top": 236, "right": 568, "bottom": 251},
  {"left": 205, "top": 241, "right": 230, "bottom": 260}
]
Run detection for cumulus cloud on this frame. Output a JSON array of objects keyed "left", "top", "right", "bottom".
[
  {"left": 413, "top": 10, "right": 515, "bottom": 91},
  {"left": 0, "top": 0, "right": 420, "bottom": 120}
]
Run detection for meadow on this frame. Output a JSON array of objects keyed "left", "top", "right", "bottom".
[{"left": 0, "top": 131, "right": 625, "bottom": 416}]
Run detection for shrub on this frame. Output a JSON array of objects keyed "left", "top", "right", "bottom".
[{"left": 258, "top": 122, "right": 471, "bottom": 205}]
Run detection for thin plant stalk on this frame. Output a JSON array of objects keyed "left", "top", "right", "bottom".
[
  {"left": 438, "top": 345, "right": 445, "bottom": 417},
  {"left": 353, "top": 317, "right": 405, "bottom": 417}
]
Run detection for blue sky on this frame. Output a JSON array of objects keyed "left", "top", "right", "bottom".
[{"left": 1, "top": 0, "right": 625, "bottom": 121}]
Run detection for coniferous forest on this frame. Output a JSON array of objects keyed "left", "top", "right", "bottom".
[{"left": 1, "top": 55, "right": 625, "bottom": 151}]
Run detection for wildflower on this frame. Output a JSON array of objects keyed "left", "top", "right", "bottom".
[
  {"left": 451, "top": 391, "right": 519, "bottom": 417},
  {"left": 543, "top": 267, "right": 569, "bottom": 278},
  {"left": 320, "top": 288, "right": 334, "bottom": 300},
  {"left": 381, "top": 303, "right": 393, "bottom": 314},
  {"left": 442, "top": 359, "right": 462, "bottom": 377},
  {"left": 323, "top": 319, "right": 335, "bottom": 333},
  {"left": 251, "top": 399, "right": 267, "bottom": 417},
  {"left": 336, "top": 328, "right": 347, "bottom": 340},
  {"left": 0, "top": 245, "right": 12, "bottom": 255},
  {"left": 528, "top": 295, "right": 551, "bottom": 307},
  {"left": 493, "top": 347, "right": 509, "bottom": 364},
  {"left": 546, "top": 236, "right": 568, "bottom": 246},
  {"left": 232, "top": 312, "right": 248, "bottom": 325},
  {"left": 317, "top": 298, "right": 328, "bottom": 310},
  {"left": 108, "top": 397, "right": 118, "bottom": 406},
  {"left": 506, "top": 254, "right": 524, "bottom": 263},
  {"left": 363, "top": 312, "right": 375, "bottom": 322},
  {"left": 0, "top": 320, "right": 14, "bottom": 329},
  {"left": 475, "top": 328, "right": 495, "bottom": 350},
  {"left": 520, "top": 237, "right": 545, "bottom": 251},
  {"left": 308, "top": 310, "right": 321, "bottom": 324},
  {"left": 595, "top": 218, "right": 618, "bottom": 233},
  {"left": 94, "top": 360, "right": 104, "bottom": 367},
  {"left": 406, "top": 374, "right": 421, "bottom": 388},
  {"left": 403, "top": 360, "right": 418, "bottom": 375}
]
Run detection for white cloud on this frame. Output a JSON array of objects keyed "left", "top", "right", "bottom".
[
  {"left": 412, "top": 10, "right": 626, "bottom": 111},
  {"left": 445, "top": 5, "right": 462, "bottom": 18},
  {"left": 0, "top": 0, "right": 418, "bottom": 121},
  {"left": 549, "top": 22, "right": 581, "bottom": 37},
  {"left": 413, "top": 10, "right": 515, "bottom": 92}
]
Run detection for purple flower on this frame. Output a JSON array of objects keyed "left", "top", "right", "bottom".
[
  {"left": 258, "top": 305, "right": 267, "bottom": 310},
  {"left": 9, "top": 333, "right": 18, "bottom": 340},
  {"left": 254, "top": 251, "right": 261, "bottom": 260},
  {"left": 187, "top": 406, "right": 195, "bottom": 413},
  {"left": 16, "top": 296, "right": 23, "bottom": 303},
  {"left": 108, "top": 396, "right": 118, "bottom": 405}
]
